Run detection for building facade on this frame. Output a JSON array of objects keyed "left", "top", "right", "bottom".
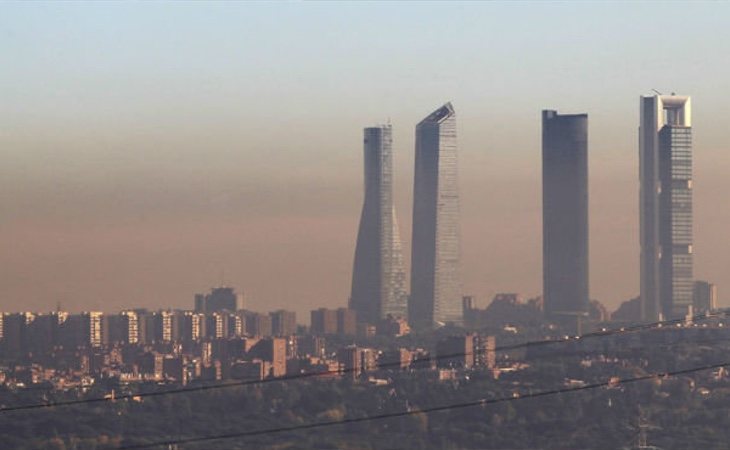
[
  {"left": 693, "top": 281, "right": 717, "bottom": 313},
  {"left": 410, "top": 103, "right": 462, "bottom": 328},
  {"left": 310, "top": 308, "right": 338, "bottom": 335},
  {"left": 640, "top": 95, "right": 693, "bottom": 320},
  {"left": 542, "top": 110, "right": 590, "bottom": 332},
  {"left": 349, "top": 125, "right": 408, "bottom": 324},
  {"left": 270, "top": 310, "right": 297, "bottom": 336},
  {"left": 195, "top": 287, "right": 241, "bottom": 313}
]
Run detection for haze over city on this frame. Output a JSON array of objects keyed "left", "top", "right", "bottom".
[{"left": 2, "top": 2, "right": 729, "bottom": 317}]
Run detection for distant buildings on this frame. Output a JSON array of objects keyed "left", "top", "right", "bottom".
[
  {"left": 195, "top": 286, "right": 241, "bottom": 313},
  {"left": 463, "top": 294, "right": 543, "bottom": 329},
  {"left": 542, "top": 110, "right": 590, "bottom": 333},
  {"left": 310, "top": 308, "right": 337, "bottom": 335},
  {"left": 77, "top": 311, "right": 104, "bottom": 347},
  {"left": 337, "top": 308, "right": 357, "bottom": 336},
  {"left": 244, "top": 311, "right": 272, "bottom": 337},
  {"left": 587, "top": 300, "right": 610, "bottom": 323},
  {"left": 151, "top": 310, "right": 178, "bottom": 343},
  {"left": 640, "top": 95, "right": 693, "bottom": 320},
  {"left": 693, "top": 281, "right": 717, "bottom": 314},
  {"left": 103, "top": 310, "right": 139, "bottom": 345},
  {"left": 310, "top": 308, "right": 357, "bottom": 336},
  {"left": 410, "top": 103, "right": 463, "bottom": 328},
  {"left": 270, "top": 310, "right": 297, "bottom": 336},
  {"left": 611, "top": 297, "right": 641, "bottom": 323},
  {"left": 377, "top": 316, "right": 410, "bottom": 337},
  {"left": 248, "top": 337, "right": 287, "bottom": 378},
  {"left": 435, "top": 334, "right": 496, "bottom": 370},
  {"left": 337, "top": 345, "right": 377, "bottom": 379},
  {"left": 436, "top": 334, "right": 474, "bottom": 369},
  {"left": 350, "top": 124, "right": 408, "bottom": 324}
]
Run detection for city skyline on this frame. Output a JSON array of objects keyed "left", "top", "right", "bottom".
[
  {"left": 3, "top": 4, "right": 730, "bottom": 449},
  {"left": 2, "top": 3, "right": 729, "bottom": 318},
  {"left": 0, "top": 95, "right": 720, "bottom": 319}
]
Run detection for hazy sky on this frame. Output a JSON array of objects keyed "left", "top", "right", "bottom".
[{"left": 1, "top": 2, "right": 729, "bottom": 318}]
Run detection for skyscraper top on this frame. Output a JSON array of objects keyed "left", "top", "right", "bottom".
[
  {"left": 641, "top": 94, "right": 691, "bottom": 128},
  {"left": 418, "top": 102, "right": 455, "bottom": 125},
  {"left": 543, "top": 110, "right": 588, "bottom": 120},
  {"left": 366, "top": 123, "right": 393, "bottom": 131}
]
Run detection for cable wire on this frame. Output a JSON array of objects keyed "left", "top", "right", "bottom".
[
  {"left": 116, "top": 360, "right": 730, "bottom": 449},
  {"left": 1, "top": 311, "right": 725, "bottom": 413}
]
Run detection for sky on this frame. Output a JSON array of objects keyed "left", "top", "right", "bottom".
[{"left": 1, "top": 2, "right": 729, "bottom": 318}]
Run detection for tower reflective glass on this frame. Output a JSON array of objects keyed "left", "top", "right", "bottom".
[
  {"left": 639, "top": 95, "right": 693, "bottom": 320},
  {"left": 409, "top": 103, "right": 462, "bottom": 328},
  {"left": 350, "top": 125, "right": 408, "bottom": 325},
  {"left": 542, "top": 110, "right": 589, "bottom": 333}
]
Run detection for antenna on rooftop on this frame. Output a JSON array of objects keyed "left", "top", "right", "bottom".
[{"left": 651, "top": 89, "right": 663, "bottom": 96}]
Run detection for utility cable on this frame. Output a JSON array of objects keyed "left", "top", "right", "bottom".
[
  {"left": 116, "top": 360, "right": 730, "bottom": 449},
  {"left": 0, "top": 311, "right": 725, "bottom": 413}
]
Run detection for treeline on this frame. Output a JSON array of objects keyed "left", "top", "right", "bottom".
[{"left": 3, "top": 363, "right": 730, "bottom": 450}]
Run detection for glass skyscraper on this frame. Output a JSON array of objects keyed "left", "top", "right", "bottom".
[
  {"left": 542, "top": 110, "right": 589, "bottom": 333},
  {"left": 409, "top": 103, "right": 462, "bottom": 328},
  {"left": 639, "top": 95, "right": 693, "bottom": 321},
  {"left": 350, "top": 125, "right": 408, "bottom": 325}
]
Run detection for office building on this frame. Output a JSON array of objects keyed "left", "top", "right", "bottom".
[
  {"left": 640, "top": 94, "right": 693, "bottom": 320},
  {"left": 336, "top": 308, "right": 357, "bottom": 336},
  {"left": 182, "top": 312, "right": 206, "bottom": 343},
  {"left": 410, "top": 102, "right": 462, "bottom": 328},
  {"left": 249, "top": 337, "right": 287, "bottom": 377},
  {"left": 350, "top": 124, "right": 408, "bottom": 324},
  {"left": 0, "top": 313, "right": 34, "bottom": 358},
  {"left": 244, "top": 312, "right": 272, "bottom": 337},
  {"left": 194, "top": 286, "right": 241, "bottom": 313},
  {"left": 78, "top": 311, "right": 104, "bottom": 348},
  {"left": 310, "top": 308, "right": 338, "bottom": 335},
  {"left": 542, "top": 110, "right": 589, "bottom": 332},
  {"left": 270, "top": 310, "right": 297, "bottom": 336},
  {"left": 103, "top": 311, "right": 139, "bottom": 345}
]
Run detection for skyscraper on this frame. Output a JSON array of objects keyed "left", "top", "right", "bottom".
[
  {"left": 410, "top": 103, "right": 462, "bottom": 328},
  {"left": 542, "top": 110, "right": 589, "bottom": 332},
  {"left": 639, "top": 94, "right": 693, "bottom": 321},
  {"left": 194, "top": 286, "right": 241, "bottom": 313},
  {"left": 349, "top": 124, "right": 408, "bottom": 324}
]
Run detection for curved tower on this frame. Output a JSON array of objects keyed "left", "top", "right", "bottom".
[
  {"left": 409, "top": 103, "right": 462, "bottom": 328},
  {"left": 349, "top": 125, "right": 408, "bottom": 325}
]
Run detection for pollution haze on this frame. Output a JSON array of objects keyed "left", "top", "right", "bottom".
[{"left": 1, "top": 2, "right": 729, "bottom": 317}]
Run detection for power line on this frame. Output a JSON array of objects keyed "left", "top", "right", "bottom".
[
  {"left": 1, "top": 311, "right": 725, "bottom": 413},
  {"left": 116, "top": 360, "right": 730, "bottom": 449}
]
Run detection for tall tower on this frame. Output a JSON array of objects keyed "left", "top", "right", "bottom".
[
  {"left": 350, "top": 125, "right": 408, "bottom": 325},
  {"left": 410, "top": 103, "right": 462, "bottom": 328},
  {"left": 542, "top": 110, "right": 589, "bottom": 333},
  {"left": 640, "top": 94, "right": 693, "bottom": 321}
]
